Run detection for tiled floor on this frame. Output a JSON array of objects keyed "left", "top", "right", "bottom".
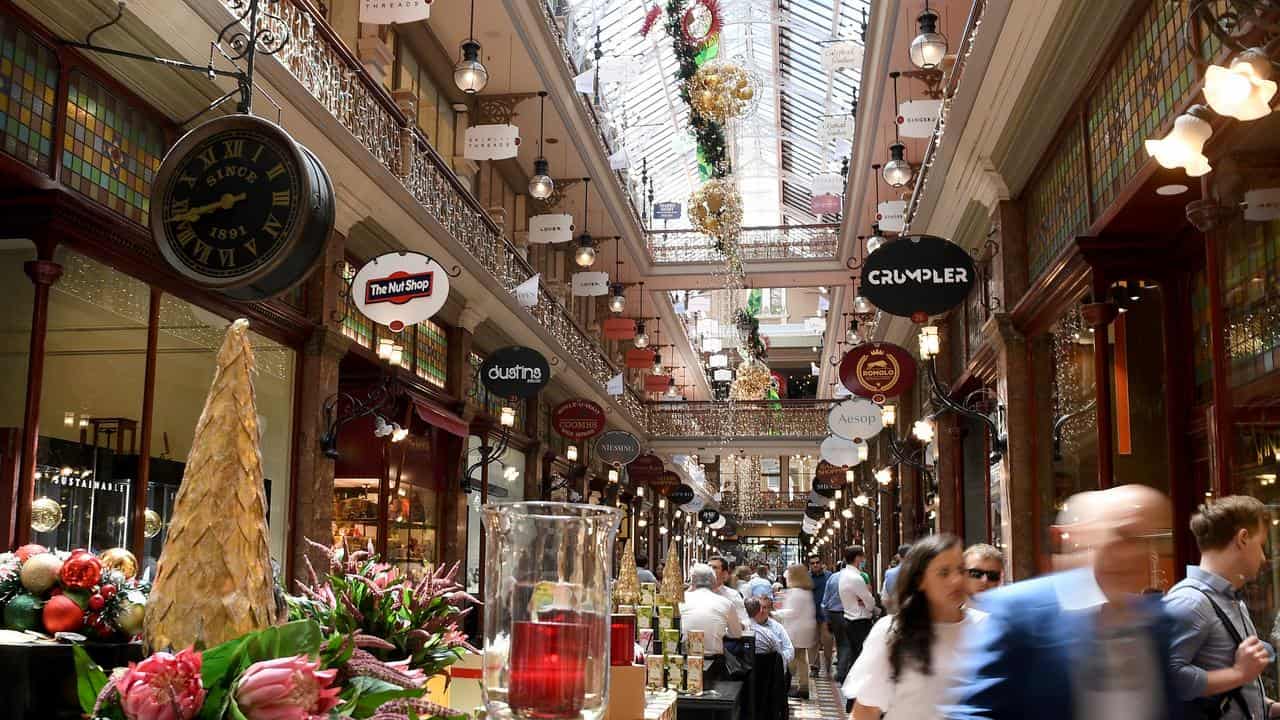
[{"left": 789, "top": 676, "right": 845, "bottom": 720}]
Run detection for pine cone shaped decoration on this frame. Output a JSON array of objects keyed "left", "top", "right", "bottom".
[
  {"left": 657, "top": 540, "right": 685, "bottom": 610},
  {"left": 614, "top": 538, "right": 640, "bottom": 608}
]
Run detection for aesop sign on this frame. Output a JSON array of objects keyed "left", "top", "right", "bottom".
[
  {"left": 480, "top": 346, "right": 549, "bottom": 399},
  {"left": 827, "top": 398, "right": 884, "bottom": 442},
  {"left": 860, "top": 234, "right": 976, "bottom": 320},
  {"left": 595, "top": 430, "right": 641, "bottom": 466}
]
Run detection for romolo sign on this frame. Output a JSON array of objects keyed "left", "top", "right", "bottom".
[
  {"left": 595, "top": 430, "right": 641, "bottom": 466},
  {"left": 479, "top": 346, "right": 549, "bottom": 399},
  {"left": 552, "top": 399, "right": 606, "bottom": 440},
  {"left": 839, "top": 342, "right": 917, "bottom": 402},
  {"left": 860, "top": 234, "right": 976, "bottom": 321},
  {"left": 827, "top": 398, "right": 884, "bottom": 442}
]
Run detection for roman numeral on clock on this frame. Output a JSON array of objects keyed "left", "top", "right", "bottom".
[
  {"left": 192, "top": 240, "right": 213, "bottom": 265},
  {"left": 272, "top": 190, "right": 290, "bottom": 207},
  {"left": 262, "top": 214, "right": 283, "bottom": 240},
  {"left": 222, "top": 139, "right": 245, "bottom": 159},
  {"left": 219, "top": 248, "right": 236, "bottom": 267}
]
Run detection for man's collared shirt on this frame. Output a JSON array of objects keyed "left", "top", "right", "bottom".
[
  {"left": 822, "top": 570, "right": 844, "bottom": 616},
  {"left": 679, "top": 587, "right": 742, "bottom": 655},
  {"left": 715, "top": 583, "right": 752, "bottom": 632},
  {"left": 811, "top": 570, "right": 831, "bottom": 621},
  {"left": 838, "top": 567, "right": 876, "bottom": 621},
  {"left": 747, "top": 575, "right": 774, "bottom": 598},
  {"left": 750, "top": 615, "right": 794, "bottom": 665}
]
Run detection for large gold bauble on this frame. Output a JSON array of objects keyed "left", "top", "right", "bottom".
[
  {"left": 143, "top": 509, "right": 163, "bottom": 538},
  {"left": 687, "top": 63, "right": 757, "bottom": 124},
  {"left": 730, "top": 361, "right": 771, "bottom": 401},
  {"left": 100, "top": 547, "right": 139, "bottom": 580},
  {"left": 30, "top": 496, "right": 62, "bottom": 533},
  {"left": 688, "top": 177, "right": 743, "bottom": 245}
]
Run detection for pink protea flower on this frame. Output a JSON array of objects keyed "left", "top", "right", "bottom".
[
  {"left": 116, "top": 647, "right": 205, "bottom": 720},
  {"left": 234, "top": 654, "right": 341, "bottom": 720},
  {"left": 385, "top": 658, "right": 427, "bottom": 687}
]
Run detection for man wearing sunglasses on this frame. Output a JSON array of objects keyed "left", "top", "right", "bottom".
[{"left": 963, "top": 544, "right": 1005, "bottom": 599}]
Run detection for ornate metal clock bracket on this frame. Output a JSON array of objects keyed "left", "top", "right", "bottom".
[
  {"left": 923, "top": 356, "right": 1007, "bottom": 462},
  {"left": 58, "top": 0, "right": 289, "bottom": 118}
]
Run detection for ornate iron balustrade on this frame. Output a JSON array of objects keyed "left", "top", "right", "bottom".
[
  {"left": 645, "top": 224, "right": 839, "bottom": 264},
  {"left": 721, "top": 490, "right": 810, "bottom": 511},
  {"left": 645, "top": 400, "right": 836, "bottom": 439},
  {"left": 218, "top": 0, "right": 645, "bottom": 423}
]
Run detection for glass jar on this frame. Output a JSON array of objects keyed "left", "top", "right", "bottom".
[{"left": 481, "top": 502, "right": 622, "bottom": 720}]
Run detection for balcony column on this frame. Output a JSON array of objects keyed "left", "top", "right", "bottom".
[
  {"left": 984, "top": 313, "right": 1038, "bottom": 580},
  {"left": 356, "top": 24, "right": 394, "bottom": 88},
  {"left": 392, "top": 90, "right": 418, "bottom": 181},
  {"left": 779, "top": 455, "right": 790, "bottom": 499}
]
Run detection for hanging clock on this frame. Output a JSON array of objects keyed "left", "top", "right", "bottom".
[{"left": 151, "top": 114, "right": 334, "bottom": 301}]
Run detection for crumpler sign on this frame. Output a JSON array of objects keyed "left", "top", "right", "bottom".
[
  {"left": 698, "top": 508, "right": 721, "bottom": 525},
  {"left": 827, "top": 398, "right": 884, "bottom": 442},
  {"left": 820, "top": 434, "right": 862, "bottom": 467},
  {"left": 629, "top": 454, "right": 664, "bottom": 484},
  {"left": 479, "top": 346, "right": 549, "bottom": 399},
  {"left": 669, "top": 484, "right": 695, "bottom": 505},
  {"left": 552, "top": 399, "right": 606, "bottom": 440},
  {"left": 652, "top": 470, "right": 682, "bottom": 496},
  {"left": 859, "top": 235, "right": 976, "bottom": 320},
  {"left": 626, "top": 348, "right": 657, "bottom": 369},
  {"left": 352, "top": 251, "right": 450, "bottom": 331},
  {"left": 603, "top": 317, "right": 636, "bottom": 340},
  {"left": 839, "top": 342, "right": 917, "bottom": 402},
  {"left": 595, "top": 430, "right": 641, "bottom": 466}
]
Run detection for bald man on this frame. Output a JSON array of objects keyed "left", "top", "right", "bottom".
[{"left": 946, "top": 484, "right": 1184, "bottom": 720}]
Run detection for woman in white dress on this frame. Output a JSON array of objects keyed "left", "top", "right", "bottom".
[
  {"left": 775, "top": 564, "right": 817, "bottom": 699},
  {"left": 842, "top": 534, "right": 986, "bottom": 720}
]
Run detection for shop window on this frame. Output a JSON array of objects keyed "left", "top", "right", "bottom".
[
  {"left": 1191, "top": 268, "right": 1213, "bottom": 405},
  {"left": 0, "top": 14, "right": 58, "bottom": 171},
  {"left": 1222, "top": 218, "right": 1280, "bottom": 388},
  {"left": 464, "top": 441, "right": 525, "bottom": 593},
  {"left": 386, "top": 433, "right": 442, "bottom": 579},
  {"left": 1044, "top": 304, "right": 1098, "bottom": 553},
  {"left": 1025, "top": 128, "right": 1088, "bottom": 282}
]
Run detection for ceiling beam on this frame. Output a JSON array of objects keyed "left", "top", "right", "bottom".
[{"left": 639, "top": 268, "right": 853, "bottom": 290}]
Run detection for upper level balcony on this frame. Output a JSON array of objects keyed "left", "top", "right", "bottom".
[
  {"left": 646, "top": 224, "right": 840, "bottom": 265},
  {"left": 645, "top": 399, "right": 835, "bottom": 441}
]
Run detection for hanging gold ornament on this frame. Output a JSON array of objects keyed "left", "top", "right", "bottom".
[
  {"left": 143, "top": 509, "right": 163, "bottom": 538},
  {"left": 730, "top": 360, "right": 771, "bottom": 401},
  {"left": 688, "top": 177, "right": 743, "bottom": 245},
  {"left": 687, "top": 62, "right": 758, "bottom": 124},
  {"left": 100, "top": 547, "right": 139, "bottom": 580},
  {"left": 30, "top": 497, "right": 62, "bottom": 533}
]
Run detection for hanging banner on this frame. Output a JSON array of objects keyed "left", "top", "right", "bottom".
[
  {"left": 603, "top": 317, "right": 636, "bottom": 340},
  {"left": 820, "top": 39, "right": 864, "bottom": 72},
  {"left": 479, "top": 346, "right": 549, "bottom": 399},
  {"left": 804, "top": 504, "right": 827, "bottom": 520},
  {"left": 653, "top": 202, "right": 682, "bottom": 220},
  {"left": 629, "top": 454, "right": 665, "bottom": 485},
  {"left": 596, "top": 430, "right": 642, "bottom": 466},
  {"left": 573, "top": 68, "right": 595, "bottom": 94},
  {"left": 463, "top": 124, "right": 520, "bottom": 161},
  {"left": 606, "top": 372, "right": 625, "bottom": 396},
  {"left": 683, "top": 495, "right": 705, "bottom": 512},
  {"left": 552, "top": 399, "right": 607, "bottom": 440},
  {"left": 652, "top": 470, "right": 682, "bottom": 496},
  {"left": 712, "top": 368, "right": 732, "bottom": 382},
  {"left": 811, "top": 194, "right": 841, "bottom": 215},
  {"left": 813, "top": 462, "right": 847, "bottom": 497},
  {"left": 812, "top": 173, "right": 844, "bottom": 197},
  {"left": 626, "top": 348, "right": 656, "bottom": 369},
  {"left": 818, "top": 115, "right": 855, "bottom": 141},
  {"left": 827, "top": 398, "right": 884, "bottom": 442},
  {"left": 359, "top": 0, "right": 431, "bottom": 24},
  {"left": 839, "top": 341, "right": 918, "bottom": 402},
  {"left": 514, "top": 273, "right": 539, "bottom": 308},
  {"left": 643, "top": 374, "right": 672, "bottom": 393},
  {"left": 859, "top": 235, "right": 977, "bottom": 320},
  {"left": 572, "top": 271, "right": 610, "bottom": 296},
  {"left": 608, "top": 147, "right": 630, "bottom": 170},
  {"left": 820, "top": 434, "right": 862, "bottom": 467},
  {"left": 698, "top": 508, "right": 721, "bottom": 525},
  {"left": 351, "top": 251, "right": 449, "bottom": 332},
  {"left": 898, "top": 99, "right": 943, "bottom": 138},
  {"left": 669, "top": 484, "right": 695, "bottom": 505},
  {"left": 1244, "top": 188, "right": 1280, "bottom": 221},
  {"left": 529, "top": 214, "right": 573, "bottom": 244},
  {"left": 597, "top": 58, "right": 630, "bottom": 84},
  {"left": 877, "top": 200, "right": 907, "bottom": 232}
]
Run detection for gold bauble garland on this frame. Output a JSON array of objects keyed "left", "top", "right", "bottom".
[
  {"left": 687, "top": 63, "right": 757, "bottom": 124},
  {"left": 730, "top": 360, "right": 771, "bottom": 401},
  {"left": 688, "top": 177, "right": 743, "bottom": 243}
]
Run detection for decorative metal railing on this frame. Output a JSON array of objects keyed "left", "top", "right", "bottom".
[
  {"left": 645, "top": 224, "right": 839, "bottom": 264},
  {"left": 721, "top": 490, "right": 809, "bottom": 511},
  {"left": 645, "top": 400, "right": 836, "bottom": 439},
  {"left": 220, "top": 0, "right": 645, "bottom": 423}
]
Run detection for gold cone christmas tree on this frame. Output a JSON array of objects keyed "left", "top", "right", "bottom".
[
  {"left": 657, "top": 540, "right": 684, "bottom": 609},
  {"left": 144, "top": 319, "right": 276, "bottom": 650},
  {"left": 614, "top": 538, "right": 640, "bottom": 608}
]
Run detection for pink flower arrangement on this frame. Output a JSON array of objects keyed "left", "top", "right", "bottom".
[
  {"left": 116, "top": 647, "right": 206, "bottom": 720},
  {"left": 234, "top": 654, "right": 341, "bottom": 720}
]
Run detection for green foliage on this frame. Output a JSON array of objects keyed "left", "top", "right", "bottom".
[
  {"left": 197, "top": 620, "right": 323, "bottom": 720},
  {"left": 72, "top": 645, "right": 111, "bottom": 717},
  {"left": 662, "top": 0, "right": 729, "bottom": 179}
]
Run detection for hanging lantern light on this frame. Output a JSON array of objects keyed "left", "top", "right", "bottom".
[
  {"left": 918, "top": 325, "right": 941, "bottom": 359},
  {"left": 453, "top": 0, "right": 488, "bottom": 94},
  {"left": 567, "top": 444, "right": 579, "bottom": 462},
  {"left": 609, "top": 283, "right": 626, "bottom": 313},
  {"left": 635, "top": 319, "right": 649, "bottom": 348},
  {"left": 574, "top": 178, "right": 596, "bottom": 267},
  {"left": 1203, "top": 49, "right": 1276, "bottom": 121},
  {"left": 882, "top": 403, "right": 897, "bottom": 426},
  {"left": 651, "top": 349, "right": 663, "bottom": 375},
  {"left": 909, "top": 1, "right": 948, "bottom": 70},
  {"left": 1144, "top": 105, "right": 1213, "bottom": 177},
  {"left": 913, "top": 419, "right": 936, "bottom": 443},
  {"left": 866, "top": 224, "right": 887, "bottom": 254},
  {"left": 528, "top": 92, "right": 554, "bottom": 198},
  {"left": 882, "top": 142, "right": 914, "bottom": 187},
  {"left": 852, "top": 295, "right": 874, "bottom": 314}
]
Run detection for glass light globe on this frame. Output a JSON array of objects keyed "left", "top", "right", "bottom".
[
  {"left": 574, "top": 237, "right": 597, "bottom": 267},
  {"left": 1203, "top": 50, "right": 1275, "bottom": 121},
  {"left": 852, "top": 295, "right": 873, "bottom": 314},
  {"left": 1145, "top": 106, "right": 1212, "bottom": 177},
  {"left": 529, "top": 169, "right": 554, "bottom": 200},
  {"left": 634, "top": 322, "right": 649, "bottom": 347},
  {"left": 882, "top": 142, "right": 914, "bottom": 187},
  {"left": 866, "top": 234, "right": 884, "bottom": 254},
  {"left": 608, "top": 290, "right": 626, "bottom": 313},
  {"left": 453, "top": 41, "right": 488, "bottom": 94}
]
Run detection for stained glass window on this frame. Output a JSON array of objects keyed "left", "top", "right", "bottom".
[
  {"left": 1026, "top": 128, "right": 1088, "bottom": 281},
  {"left": 339, "top": 261, "right": 374, "bottom": 349},
  {"left": 0, "top": 14, "right": 57, "bottom": 171},
  {"left": 61, "top": 70, "right": 165, "bottom": 225},
  {"left": 413, "top": 319, "right": 447, "bottom": 388},
  {"left": 1222, "top": 219, "right": 1280, "bottom": 388}
]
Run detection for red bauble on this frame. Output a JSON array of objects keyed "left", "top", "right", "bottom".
[
  {"left": 100, "top": 584, "right": 117, "bottom": 600},
  {"left": 14, "top": 544, "right": 48, "bottom": 562},
  {"left": 88, "top": 594, "right": 105, "bottom": 611},
  {"left": 42, "top": 595, "right": 85, "bottom": 634},
  {"left": 59, "top": 553, "right": 102, "bottom": 590}
]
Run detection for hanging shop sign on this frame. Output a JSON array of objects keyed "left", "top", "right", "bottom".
[
  {"left": 603, "top": 317, "right": 636, "bottom": 340},
  {"left": 827, "top": 398, "right": 884, "bottom": 442},
  {"left": 813, "top": 461, "right": 846, "bottom": 497},
  {"left": 804, "top": 504, "right": 827, "bottom": 520},
  {"left": 897, "top": 99, "right": 944, "bottom": 139},
  {"left": 359, "top": 0, "right": 430, "bottom": 24},
  {"left": 653, "top": 202, "right": 682, "bottom": 220},
  {"left": 529, "top": 214, "right": 574, "bottom": 244},
  {"left": 712, "top": 368, "right": 733, "bottom": 382},
  {"left": 1244, "top": 188, "right": 1280, "bottom": 221},
  {"left": 811, "top": 194, "right": 841, "bottom": 215},
  {"left": 709, "top": 515, "right": 727, "bottom": 529},
  {"left": 876, "top": 200, "right": 907, "bottom": 232},
  {"left": 151, "top": 114, "right": 335, "bottom": 302},
  {"left": 463, "top": 123, "right": 520, "bottom": 160},
  {"left": 629, "top": 454, "right": 664, "bottom": 484},
  {"left": 595, "top": 430, "right": 642, "bottom": 466},
  {"left": 350, "top": 251, "right": 450, "bottom": 331},
  {"left": 670, "top": 484, "right": 695, "bottom": 505},
  {"left": 682, "top": 495, "right": 705, "bottom": 513},
  {"left": 652, "top": 470, "right": 682, "bottom": 496},
  {"left": 643, "top": 374, "right": 672, "bottom": 393},
  {"left": 860, "top": 235, "right": 976, "bottom": 321},
  {"left": 802, "top": 518, "right": 819, "bottom": 533},
  {"left": 821, "top": 39, "right": 864, "bottom": 72},
  {"left": 698, "top": 508, "right": 721, "bottom": 525},
  {"left": 552, "top": 399, "right": 607, "bottom": 440},
  {"left": 571, "top": 271, "right": 610, "bottom": 296},
  {"left": 820, "top": 434, "right": 862, "bottom": 467},
  {"left": 626, "top": 348, "right": 657, "bottom": 369},
  {"left": 819, "top": 114, "right": 855, "bottom": 142},
  {"left": 479, "top": 346, "right": 550, "bottom": 399},
  {"left": 839, "top": 342, "right": 917, "bottom": 402},
  {"left": 812, "top": 173, "right": 844, "bottom": 197}
]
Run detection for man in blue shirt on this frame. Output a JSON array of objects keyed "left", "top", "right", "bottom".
[
  {"left": 807, "top": 554, "right": 833, "bottom": 677},
  {"left": 821, "top": 559, "right": 846, "bottom": 681},
  {"left": 881, "top": 544, "right": 911, "bottom": 601},
  {"left": 747, "top": 564, "right": 774, "bottom": 598}
]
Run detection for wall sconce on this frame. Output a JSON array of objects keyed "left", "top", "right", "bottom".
[
  {"left": 918, "top": 325, "right": 940, "bottom": 359},
  {"left": 638, "top": 517, "right": 648, "bottom": 528},
  {"left": 857, "top": 443, "right": 869, "bottom": 462},
  {"left": 845, "top": 468, "right": 855, "bottom": 483},
  {"left": 1144, "top": 105, "right": 1213, "bottom": 177},
  {"left": 608, "top": 467, "right": 619, "bottom": 483},
  {"left": 912, "top": 419, "right": 935, "bottom": 443},
  {"left": 1204, "top": 48, "right": 1275, "bottom": 121},
  {"left": 636, "top": 485, "right": 645, "bottom": 498},
  {"left": 64, "top": 411, "right": 75, "bottom": 427},
  {"left": 875, "top": 467, "right": 893, "bottom": 485},
  {"left": 841, "top": 508, "right": 854, "bottom": 519},
  {"left": 499, "top": 406, "right": 517, "bottom": 428},
  {"left": 882, "top": 403, "right": 897, "bottom": 426},
  {"left": 659, "top": 497, "right": 667, "bottom": 509},
  {"left": 566, "top": 444, "right": 579, "bottom": 462},
  {"left": 659, "top": 526, "right": 669, "bottom": 535}
]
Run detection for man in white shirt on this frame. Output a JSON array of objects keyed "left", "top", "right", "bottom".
[
  {"left": 679, "top": 563, "right": 743, "bottom": 656},
  {"left": 709, "top": 555, "right": 751, "bottom": 631},
  {"left": 746, "top": 596, "right": 794, "bottom": 665},
  {"left": 836, "top": 545, "right": 876, "bottom": 682}
]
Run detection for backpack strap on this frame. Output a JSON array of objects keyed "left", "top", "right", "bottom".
[{"left": 1190, "top": 586, "right": 1255, "bottom": 719}]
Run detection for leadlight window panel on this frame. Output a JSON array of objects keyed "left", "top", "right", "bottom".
[
  {"left": 1026, "top": 127, "right": 1088, "bottom": 281},
  {"left": 413, "top": 319, "right": 447, "bottom": 388},
  {"left": 61, "top": 70, "right": 165, "bottom": 226},
  {"left": 1223, "top": 219, "right": 1280, "bottom": 388},
  {"left": 1191, "top": 268, "right": 1213, "bottom": 406},
  {"left": 0, "top": 14, "right": 57, "bottom": 171},
  {"left": 1086, "top": 0, "right": 1195, "bottom": 215},
  {"left": 339, "top": 261, "right": 374, "bottom": 349}
]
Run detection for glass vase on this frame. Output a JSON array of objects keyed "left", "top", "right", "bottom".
[{"left": 481, "top": 502, "right": 622, "bottom": 720}]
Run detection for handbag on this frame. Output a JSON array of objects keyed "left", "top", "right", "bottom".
[
  {"left": 1183, "top": 587, "right": 1252, "bottom": 720},
  {"left": 721, "top": 637, "right": 754, "bottom": 680}
]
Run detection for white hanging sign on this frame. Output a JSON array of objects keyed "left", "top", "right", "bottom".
[
  {"left": 359, "top": 0, "right": 431, "bottom": 24},
  {"left": 351, "top": 251, "right": 450, "bottom": 332},
  {"left": 608, "top": 147, "right": 631, "bottom": 170},
  {"left": 529, "top": 214, "right": 574, "bottom": 244},
  {"left": 606, "top": 372, "right": 625, "bottom": 396},
  {"left": 514, "top": 274, "right": 540, "bottom": 308},
  {"left": 897, "top": 99, "right": 943, "bottom": 139},
  {"left": 812, "top": 173, "right": 844, "bottom": 197},
  {"left": 463, "top": 124, "right": 520, "bottom": 160},
  {"left": 713, "top": 368, "right": 733, "bottom": 382},
  {"left": 820, "top": 434, "right": 863, "bottom": 467},
  {"left": 597, "top": 59, "right": 630, "bottom": 84},
  {"left": 1244, "top": 188, "right": 1280, "bottom": 221},
  {"left": 818, "top": 115, "right": 855, "bottom": 142},
  {"left": 877, "top": 200, "right": 907, "bottom": 232},
  {"left": 571, "top": 271, "right": 610, "bottom": 296},
  {"left": 827, "top": 398, "right": 884, "bottom": 442},
  {"left": 821, "top": 40, "right": 864, "bottom": 72},
  {"left": 574, "top": 68, "right": 596, "bottom": 94}
]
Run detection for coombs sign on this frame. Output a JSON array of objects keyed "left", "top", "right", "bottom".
[
  {"left": 552, "top": 399, "right": 606, "bottom": 440},
  {"left": 479, "top": 346, "right": 549, "bottom": 398},
  {"left": 859, "top": 234, "right": 976, "bottom": 321}
]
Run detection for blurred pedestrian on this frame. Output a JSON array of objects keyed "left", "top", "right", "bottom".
[
  {"left": 883, "top": 544, "right": 912, "bottom": 599},
  {"left": 822, "top": 554, "right": 848, "bottom": 678},
  {"left": 962, "top": 544, "right": 1004, "bottom": 601},
  {"left": 946, "top": 484, "right": 1183, "bottom": 719},
  {"left": 837, "top": 545, "right": 877, "bottom": 682},
  {"left": 679, "top": 563, "right": 742, "bottom": 658},
  {"left": 749, "top": 564, "right": 774, "bottom": 598},
  {"left": 777, "top": 564, "right": 818, "bottom": 699},
  {"left": 808, "top": 554, "right": 835, "bottom": 677},
  {"left": 844, "top": 534, "right": 984, "bottom": 719},
  {"left": 636, "top": 555, "right": 657, "bottom": 585}
]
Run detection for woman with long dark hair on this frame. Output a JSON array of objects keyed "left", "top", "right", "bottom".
[{"left": 841, "top": 534, "right": 985, "bottom": 719}]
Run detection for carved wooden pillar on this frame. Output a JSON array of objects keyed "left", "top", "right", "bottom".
[
  {"left": 13, "top": 256, "right": 62, "bottom": 547},
  {"left": 984, "top": 313, "right": 1037, "bottom": 580},
  {"left": 1081, "top": 300, "right": 1118, "bottom": 489},
  {"left": 934, "top": 318, "right": 961, "bottom": 536}
]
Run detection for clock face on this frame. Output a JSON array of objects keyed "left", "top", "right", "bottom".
[{"left": 158, "top": 126, "right": 303, "bottom": 282}]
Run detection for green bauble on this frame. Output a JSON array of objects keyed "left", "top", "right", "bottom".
[{"left": 3, "top": 593, "right": 43, "bottom": 631}]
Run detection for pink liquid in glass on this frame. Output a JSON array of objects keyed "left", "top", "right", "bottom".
[
  {"left": 610, "top": 615, "right": 637, "bottom": 666},
  {"left": 510, "top": 620, "right": 589, "bottom": 717}
]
